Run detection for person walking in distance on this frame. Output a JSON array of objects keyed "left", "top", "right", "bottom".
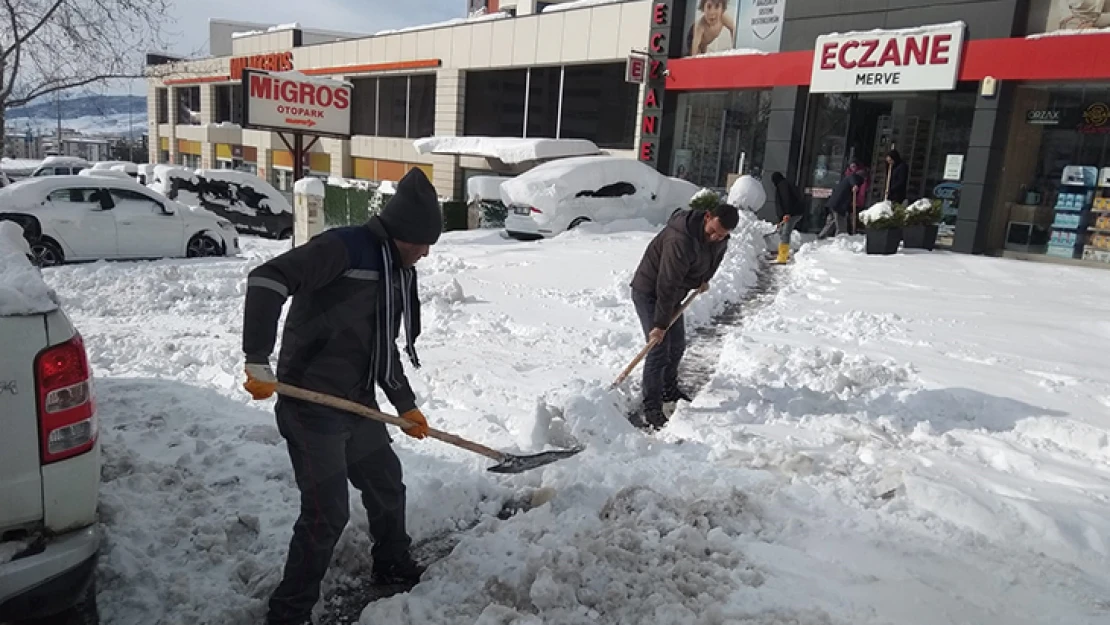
[
  {"left": 770, "top": 172, "right": 804, "bottom": 263},
  {"left": 886, "top": 150, "right": 909, "bottom": 204},
  {"left": 629, "top": 203, "right": 740, "bottom": 429},
  {"left": 241, "top": 168, "right": 442, "bottom": 625}
]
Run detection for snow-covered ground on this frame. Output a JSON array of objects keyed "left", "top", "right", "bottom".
[{"left": 38, "top": 222, "right": 1110, "bottom": 624}]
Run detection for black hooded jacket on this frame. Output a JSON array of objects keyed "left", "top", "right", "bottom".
[
  {"left": 771, "top": 173, "right": 805, "bottom": 220},
  {"left": 826, "top": 173, "right": 864, "bottom": 215},
  {"left": 630, "top": 209, "right": 728, "bottom": 328}
]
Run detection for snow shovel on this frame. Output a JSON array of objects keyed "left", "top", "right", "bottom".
[
  {"left": 275, "top": 382, "right": 584, "bottom": 474},
  {"left": 610, "top": 290, "right": 701, "bottom": 389}
]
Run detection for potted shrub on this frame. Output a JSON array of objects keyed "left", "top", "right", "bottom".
[
  {"left": 902, "top": 198, "right": 942, "bottom": 250},
  {"left": 690, "top": 188, "right": 720, "bottom": 212},
  {"left": 859, "top": 201, "right": 904, "bottom": 255}
]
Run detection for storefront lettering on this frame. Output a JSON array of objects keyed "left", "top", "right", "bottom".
[
  {"left": 810, "top": 23, "right": 965, "bottom": 94},
  {"left": 640, "top": 142, "right": 655, "bottom": 160},
  {"left": 650, "top": 60, "right": 664, "bottom": 79},
  {"left": 650, "top": 32, "right": 667, "bottom": 53},
  {"left": 640, "top": 0, "right": 676, "bottom": 169},
  {"left": 230, "top": 52, "right": 293, "bottom": 80},
  {"left": 644, "top": 88, "right": 659, "bottom": 108},
  {"left": 248, "top": 74, "right": 350, "bottom": 110},
  {"left": 653, "top": 3, "right": 668, "bottom": 24},
  {"left": 643, "top": 116, "right": 658, "bottom": 134}
]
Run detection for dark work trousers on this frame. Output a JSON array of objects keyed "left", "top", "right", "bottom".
[
  {"left": 267, "top": 398, "right": 411, "bottom": 625},
  {"left": 631, "top": 289, "right": 686, "bottom": 412}
]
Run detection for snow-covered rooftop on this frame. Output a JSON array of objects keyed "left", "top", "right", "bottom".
[
  {"left": 541, "top": 0, "right": 632, "bottom": 12},
  {"left": 413, "top": 136, "right": 601, "bottom": 164},
  {"left": 373, "top": 11, "right": 511, "bottom": 36},
  {"left": 1027, "top": 27, "right": 1110, "bottom": 40},
  {"left": 691, "top": 47, "right": 771, "bottom": 58}
]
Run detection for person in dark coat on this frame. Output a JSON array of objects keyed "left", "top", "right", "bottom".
[
  {"left": 886, "top": 149, "right": 909, "bottom": 204},
  {"left": 770, "top": 172, "right": 804, "bottom": 263},
  {"left": 241, "top": 168, "right": 442, "bottom": 625},
  {"left": 818, "top": 171, "right": 863, "bottom": 239},
  {"left": 629, "top": 203, "right": 739, "bottom": 429}
]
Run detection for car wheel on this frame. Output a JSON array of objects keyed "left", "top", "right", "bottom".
[
  {"left": 23, "top": 578, "right": 98, "bottom": 625},
  {"left": 30, "top": 238, "right": 64, "bottom": 267},
  {"left": 277, "top": 228, "right": 293, "bottom": 240},
  {"left": 568, "top": 217, "right": 592, "bottom": 230},
  {"left": 186, "top": 233, "right": 222, "bottom": 258}
]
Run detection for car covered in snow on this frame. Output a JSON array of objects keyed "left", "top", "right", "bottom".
[
  {"left": 0, "top": 222, "right": 100, "bottom": 623},
  {"left": 149, "top": 166, "right": 294, "bottom": 239},
  {"left": 30, "top": 156, "right": 90, "bottom": 177},
  {"left": 0, "top": 170, "right": 9, "bottom": 188},
  {"left": 0, "top": 175, "right": 240, "bottom": 266},
  {"left": 500, "top": 156, "right": 700, "bottom": 240}
]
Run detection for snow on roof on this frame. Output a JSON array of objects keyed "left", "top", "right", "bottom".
[
  {"left": 79, "top": 168, "right": 131, "bottom": 179},
  {"left": 153, "top": 164, "right": 199, "bottom": 185},
  {"left": 499, "top": 155, "right": 655, "bottom": 211},
  {"left": 413, "top": 136, "right": 601, "bottom": 164},
  {"left": 0, "top": 158, "right": 41, "bottom": 176},
  {"left": 231, "top": 30, "right": 264, "bottom": 39},
  {"left": 326, "top": 175, "right": 372, "bottom": 190},
  {"left": 0, "top": 221, "right": 57, "bottom": 316},
  {"left": 821, "top": 21, "right": 966, "bottom": 38},
  {"left": 91, "top": 161, "right": 132, "bottom": 170},
  {"left": 270, "top": 70, "right": 352, "bottom": 87},
  {"left": 378, "top": 180, "right": 397, "bottom": 195},
  {"left": 691, "top": 47, "right": 771, "bottom": 58},
  {"left": 466, "top": 176, "right": 511, "bottom": 203},
  {"left": 293, "top": 177, "right": 326, "bottom": 197},
  {"left": 267, "top": 22, "right": 300, "bottom": 32},
  {"left": 40, "top": 155, "right": 90, "bottom": 166},
  {"left": 373, "top": 11, "right": 510, "bottom": 35},
  {"left": 1027, "top": 27, "right": 1110, "bottom": 40},
  {"left": 541, "top": 0, "right": 630, "bottom": 12},
  {"left": 110, "top": 163, "right": 139, "bottom": 174}
]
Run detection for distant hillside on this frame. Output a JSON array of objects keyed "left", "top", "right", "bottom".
[
  {"left": 7, "top": 95, "right": 146, "bottom": 120},
  {"left": 5, "top": 95, "right": 148, "bottom": 137}
]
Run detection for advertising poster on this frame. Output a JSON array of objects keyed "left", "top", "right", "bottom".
[
  {"left": 1028, "top": 0, "right": 1110, "bottom": 34},
  {"left": 684, "top": 0, "right": 740, "bottom": 56},
  {"left": 672, "top": 149, "right": 694, "bottom": 180},
  {"left": 734, "top": 0, "right": 786, "bottom": 52}
]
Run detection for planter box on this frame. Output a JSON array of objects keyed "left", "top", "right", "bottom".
[
  {"left": 866, "top": 227, "right": 902, "bottom": 255},
  {"left": 903, "top": 224, "right": 939, "bottom": 250}
]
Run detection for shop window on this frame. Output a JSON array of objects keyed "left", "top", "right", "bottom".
[
  {"left": 464, "top": 69, "right": 527, "bottom": 137},
  {"left": 156, "top": 88, "right": 169, "bottom": 125},
  {"left": 995, "top": 83, "right": 1110, "bottom": 263},
  {"left": 176, "top": 86, "right": 201, "bottom": 125},
  {"left": 377, "top": 76, "right": 409, "bottom": 138},
  {"left": 214, "top": 84, "right": 243, "bottom": 125},
  {"left": 560, "top": 64, "right": 637, "bottom": 150},
  {"left": 408, "top": 74, "right": 436, "bottom": 139},
  {"left": 351, "top": 77, "right": 377, "bottom": 137},
  {"left": 527, "top": 67, "right": 560, "bottom": 139},
  {"left": 672, "top": 90, "right": 771, "bottom": 189}
]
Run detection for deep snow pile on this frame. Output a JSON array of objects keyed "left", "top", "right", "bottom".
[
  {"left": 39, "top": 217, "right": 1110, "bottom": 624},
  {"left": 0, "top": 221, "right": 57, "bottom": 315}
]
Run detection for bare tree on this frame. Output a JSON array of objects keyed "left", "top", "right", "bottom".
[{"left": 0, "top": 0, "right": 174, "bottom": 154}]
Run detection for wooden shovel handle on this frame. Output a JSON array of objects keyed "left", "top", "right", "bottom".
[
  {"left": 275, "top": 382, "right": 506, "bottom": 462},
  {"left": 611, "top": 290, "right": 700, "bottom": 389}
]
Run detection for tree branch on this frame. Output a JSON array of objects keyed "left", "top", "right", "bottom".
[
  {"left": 1, "top": 0, "right": 67, "bottom": 62},
  {"left": 0, "top": 0, "right": 22, "bottom": 102}
]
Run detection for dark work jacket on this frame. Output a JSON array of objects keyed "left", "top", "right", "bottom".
[
  {"left": 774, "top": 178, "right": 805, "bottom": 220},
  {"left": 242, "top": 218, "right": 417, "bottom": 442},
  {"left": 826, "top": 173, "right": 863, "bottom": 215},
  {"left": 630, "top": 209, "right": 728, "bottom": 328},
  {"left": 888, "top": 161, "right": 909, "bottom": 203}
]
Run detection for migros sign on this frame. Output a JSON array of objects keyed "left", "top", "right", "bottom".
[
  {"left": 242, "top": 70, "right": 352, "bottom": 138},
  {"left": 810, "top": 22, "right": 966, "bottom": 94},
  {"left": 230, "top": 52, "right": 294, "bottom": 80}
]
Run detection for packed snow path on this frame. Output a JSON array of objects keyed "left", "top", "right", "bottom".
[{"left": 36, "top": 221, "right": 1110, "bottom": 625}]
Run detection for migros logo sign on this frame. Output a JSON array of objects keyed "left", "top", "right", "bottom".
[{"left": 231, "top": 52, "right": 293, "bottom": 80}]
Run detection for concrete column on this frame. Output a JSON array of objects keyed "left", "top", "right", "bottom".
[
  {"left": 147, "top": 84, "right": 160, "bottom": 164},
  {"left": 760, "top": 86, "right": 806, "bottom": 223},
  {"left": 200, "top": 84, "right": 216, "bottom": 125},
  {"left": 325, "top": 137, "right": 350, "bottom": 179},
  {"left": 432, "top": 68, "right": 465, "bottom": 199},
  {"left": 167, "top": 87, "right": 179, "bottom": 165},
  {"left": 953, "top": 83, "right": 1015, "bottom": 255}
]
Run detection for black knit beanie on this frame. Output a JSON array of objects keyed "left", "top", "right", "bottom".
[{"left": 378, "top": 168, "right": 443, "bottom": 245}]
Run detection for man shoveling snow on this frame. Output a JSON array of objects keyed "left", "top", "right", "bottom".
[{"left": 240, "top": 168, "right": 441, "bottom": 625}]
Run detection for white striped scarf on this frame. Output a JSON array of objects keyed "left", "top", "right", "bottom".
[{"left": 371, "top": 243, "right": 421, "bottom": 390}]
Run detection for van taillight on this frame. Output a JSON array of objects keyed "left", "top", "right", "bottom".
[{"left": 35, "top": 334, "right": 96, "bottom": 464}]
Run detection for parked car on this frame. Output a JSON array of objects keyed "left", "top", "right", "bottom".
[
  {"left": 90, "top": 161, "right": 140, "bottom": 180},
  {"left": 500, "top": 156, "right": 700, "bottom": 240},
  {"left": 0, "top": 222, "right": 100, "bottom": 623},
  {"left": 30, "top": 157, "right": 90, "bottom": 177},
  {"left": 0, "top": 175, "right": 240, "bottom": 267},
  {"left": 149, "top": 166, "right": 294, "bottom": 239}
]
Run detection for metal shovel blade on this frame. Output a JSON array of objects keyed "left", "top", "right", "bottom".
[{"left": 487, "top": 445, "right": 586, "bottom": 474}]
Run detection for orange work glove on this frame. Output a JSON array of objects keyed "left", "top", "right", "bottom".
[
  {"left": 243, "top": 363, "right": 277, "bottom": 400},
  {"left": 400, "top": 408, "right": 429, "bottom": 439}
]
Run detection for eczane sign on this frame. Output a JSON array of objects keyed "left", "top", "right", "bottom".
[
  {"left": 242, "top": 70, "right": 352, "bottom": 139},
  {"left": 810, "top": 22, "right": 966, "bottom": 94}
]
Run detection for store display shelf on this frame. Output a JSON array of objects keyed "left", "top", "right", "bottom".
[
  {"left": 1053, "top": 207, "right": 1086, "bottom": 213},
  {"left": 1082, "top": 247, "right": 1110, "bottom": 263},
  {"left": 1047, "top": 246, "right": 1080, "bottom": 259}
]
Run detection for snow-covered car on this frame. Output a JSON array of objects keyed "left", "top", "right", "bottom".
[
  {"left": 500, "top": 156, "right": 700, "bottom": 240},
  {"left": 0, "top": 175, "right": 240, "bottom": 266},
  {"left": 30, "top": 156, "right": 90, "bottom": 177},
  {"left": 149, "top": 166, "right": 294, "bottom": 239},
  {"left": 78, "top": 168, "right": 131, "bottom": 180},
  {"left": 91, "top": 161, "right": 139, "bottom": 180},
  {"left": 0, "top": 222, "right": 100, "bottom": 623},
  {"left": 0, "top": 170, "right": 9, "bottom": 188}
]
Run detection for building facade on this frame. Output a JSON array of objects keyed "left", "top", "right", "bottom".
[{"left": 148, "top": 2, "right": 649, "bottom": 202}]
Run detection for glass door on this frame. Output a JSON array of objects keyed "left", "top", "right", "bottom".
[{"left": 797, "top": 93, "right": 851, "bottom": 233}]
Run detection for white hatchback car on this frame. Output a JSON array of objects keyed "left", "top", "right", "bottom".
[
  {"left": 0, "top": 175, "right": 240, "bottom": 266},
  {"left": 500, "top": 156, "right": 700, "bottom": 240},
  {"left": 0, "top": 223, "right": 100, "bottom": 623}
]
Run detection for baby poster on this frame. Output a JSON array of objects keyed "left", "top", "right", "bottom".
[{"left": 684, "top": 0, "right": 740, "bottom": 56}]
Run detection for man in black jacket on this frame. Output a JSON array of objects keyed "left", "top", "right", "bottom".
[
  {"left": 818, "top": 171, "right": 863, "bottom": 239},
  {"left": 770, "top": 172, "right": 804, "bottom": 263},
  {"left": 241, "top": 168, "right": 441, "bottom": 625},
  {"left": 629, "top": 204, "right": 739, "bottom": 429},
  {"left": 886, "top": 149, "right": 909, "bottom": 204}
]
